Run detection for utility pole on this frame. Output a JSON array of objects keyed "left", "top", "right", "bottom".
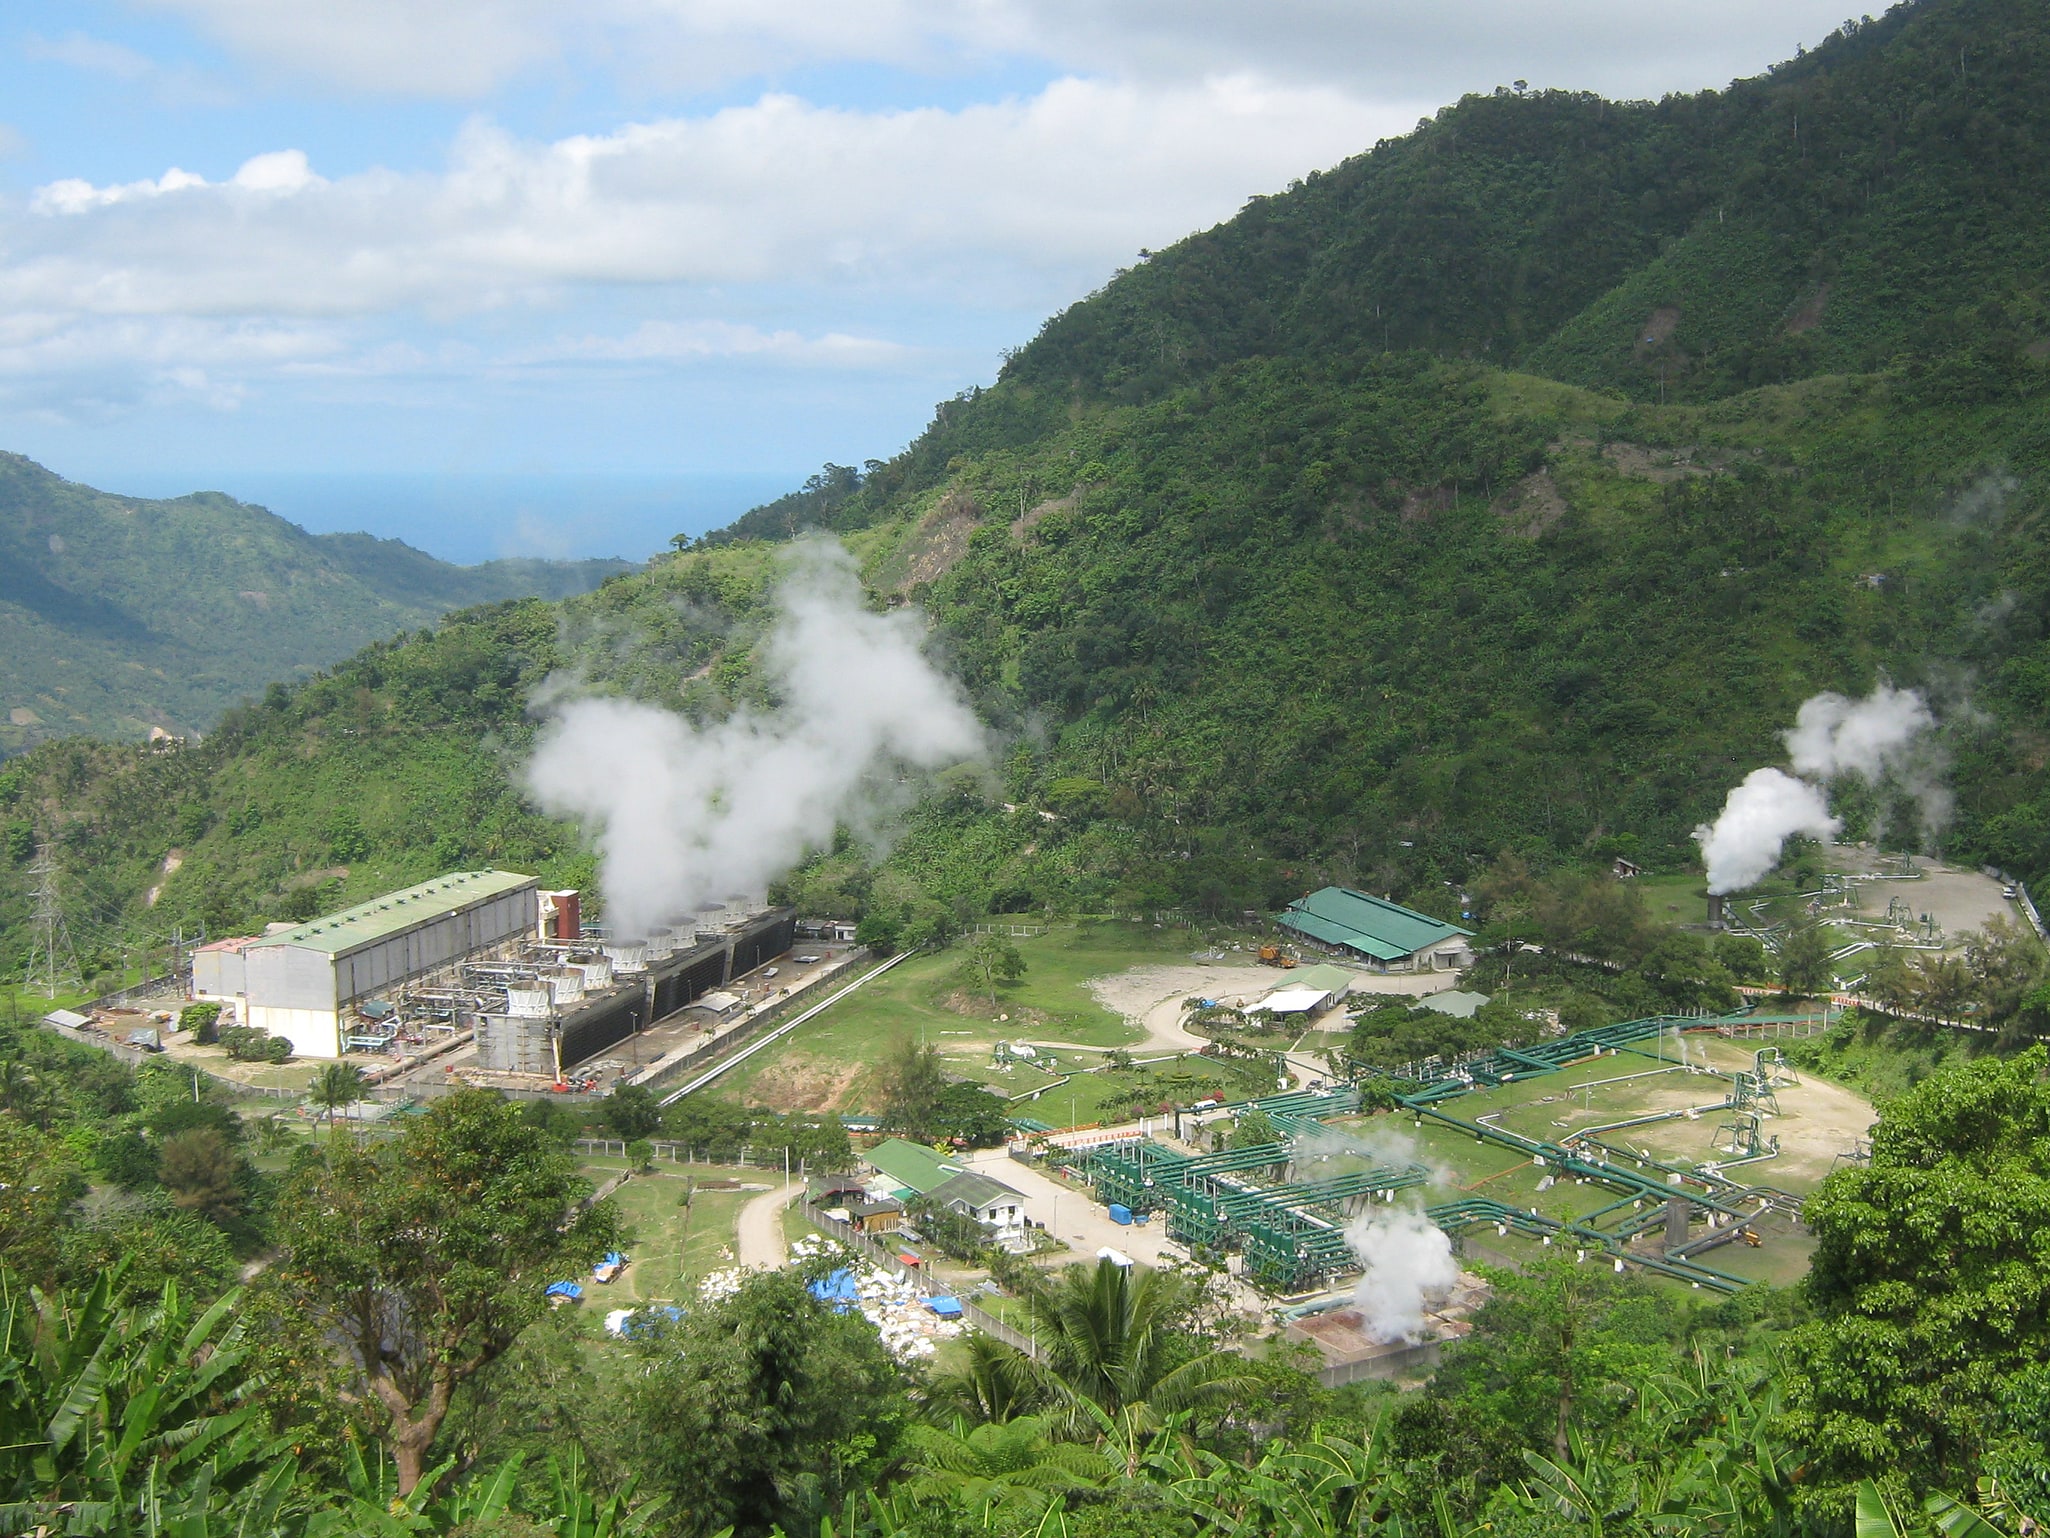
[{"left": 25, "top": 843, "right": 82, "bottom": 1001}]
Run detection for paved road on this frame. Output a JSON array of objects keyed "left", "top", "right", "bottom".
[
  {"left": 735, "top": 1182, "right": 802, "bottom": 1269},
  {"left": 965, "top": 1147, "right": 1270, "bottom": 1313}
]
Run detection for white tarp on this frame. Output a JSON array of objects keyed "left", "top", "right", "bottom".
[{"left": 1248, "top": 987, "right": 1331, "bottom": 1014}]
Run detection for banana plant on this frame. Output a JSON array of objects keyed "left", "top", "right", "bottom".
[
  {"left": 1855, "top": 1480, "right": 2010, "bottom": 1538},
  {"left": 0, "top": 1267, "right": 303, "bottom": 1537},
  {"left": 1519, "top": 1429, "right": 1643, "bottom": 1538}
]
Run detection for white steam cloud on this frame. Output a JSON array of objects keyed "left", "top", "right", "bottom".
[
  {"left": 1345, "top": 1207, "right": 1459, "bottom": 1343},
  {"left": 526, "top": 537, "right": 986, "bottom": 938},
  {"left": 1694, "top": 683, "right": 1945, "bottom": 895},
  {"left": 1693, "top": 768, "right": 1840, "bottom": 897},
  {"left": 1783, "top": 686, "right": 1935, "bottom": 783}
]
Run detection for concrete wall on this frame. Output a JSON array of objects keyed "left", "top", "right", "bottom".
[
  {"left": 247, "top": 1003, "right": 343, "bottom": 1059},
  {"left": 191, "top": 947, "right": 247, "bottom": 1002},
  {"left": 245, "top": 945, "right": 343, "bottom": 1012}
]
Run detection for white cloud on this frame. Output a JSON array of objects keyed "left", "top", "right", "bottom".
[
  {"left": 24, "top": 31, "right": 234, "bottom": 106},
  {"left": 33, "top": 150, "right": 323, "bottom": 214},
  {"left": 512, "top": 320, "right": 916, "bottom": 369},
  {"left": 0, "top": 314, "right": 344, "bottom": 421},
  {"left": 9, "top": 77, "right": 1404, "bottom": 318},
  {"left": 26, "top": 32, "right": 163, "bottom": 81},
  {"left": 134, "top": 0, "right": 1874, "bottom": 100}
]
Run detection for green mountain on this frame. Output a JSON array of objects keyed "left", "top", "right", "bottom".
[
  {"left": 0, "top": 453, "right": 632, "bottom": 755},
  {"left": 7, "top": 0, "right": 2050, "bottom": 975}
]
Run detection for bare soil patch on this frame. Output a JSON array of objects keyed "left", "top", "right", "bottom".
[
  {"left": 1015, "top": 488, "right": 1083, "bottom": 543},
  {"left": 1495, "top": 468, "right": 1567, "bottom": 538},
  {"left": 1087, "top": 964, "right": 1459, "bottom": 1056},
  {"left": 745, "top": 1054, "right": 866, "bottom": 1115},
  {"left": 1785, "top": 283, "right": 1831, "bottom": 334},
  {"left": 893, "top": 492, "right": 982, "bottom": 591}
]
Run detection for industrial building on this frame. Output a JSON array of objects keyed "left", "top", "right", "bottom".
[
  {"left": 194, "top": 870, "right": 540, "bottom": 1058},
  {"left": 1277, "top": 888, "right": 1474, "bottom": 972},
  {"left": 473, "top": 904, "right": 795, "bottom": 1077},
  {"left": 188, "top": 868, "right": 797, "bottom": 1074},
  {"left": 1246, "top": 962, "right": 1359, "bottom": 1019}
]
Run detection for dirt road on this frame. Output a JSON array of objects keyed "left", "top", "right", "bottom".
[
  {"left": 735, "top": 1182, "right": 802, "bottom": 1270},
  {"left": 1078, "top": 963, "right": 1457, "bottom": 1061}
]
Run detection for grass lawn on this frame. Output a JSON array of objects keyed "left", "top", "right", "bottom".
[
  {"left": 1320, "top": 1038, "right": 1872, "bottom": 1291},
  {"left": 1633, "top": 875, "right": 1709, "bottom": 926},
  {"left": 713, "top": 920, "right": 1226, "bottom": 1115},
  {"left": 577, "top": 1160, "right": 760, "bottom": 1303}
]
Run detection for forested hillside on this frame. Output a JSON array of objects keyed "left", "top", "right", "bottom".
[
  {"left": 0, "top": 454, "right": 631, "bottom": 754},
  {"left": 7, "top": 0, "right": 2050, "bottom": 969}
]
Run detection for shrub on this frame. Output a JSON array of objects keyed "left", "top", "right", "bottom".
[{"left": 178, "top": 1002, "right": 222, "bottom": 1044}]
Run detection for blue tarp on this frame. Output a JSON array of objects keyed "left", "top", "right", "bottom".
[
  {"left": 809, "top": 1269, "right": 860, "bottom": 1310},
  {"left": 627, "top": 1305, "right": 682, "bottom": 1333},
  {"left": 925, "top": 1295, "right": 965, "bottom": 1318},
  {"left": 546, "top": 1281, "right": 583, "bottom": 1299}
]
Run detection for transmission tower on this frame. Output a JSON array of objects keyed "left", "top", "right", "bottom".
[{"left": 23, "top": 843, "right": 83, "bottom": 1000}]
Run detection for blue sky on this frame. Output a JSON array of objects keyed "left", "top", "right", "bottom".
[{"left": 0, "top": 1, "right": 1867, "bottom": 559}]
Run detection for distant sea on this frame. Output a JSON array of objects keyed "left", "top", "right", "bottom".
[{"left": 105, "top": 470, "right": 798, "bottom": 565}]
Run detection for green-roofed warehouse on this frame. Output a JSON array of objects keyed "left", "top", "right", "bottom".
[
  {"left": 1277, "top": 887, "right": 1475, "bottom": 973},
  {"left": 226, "top": 871, "right": 539, "bottom": 1059}
]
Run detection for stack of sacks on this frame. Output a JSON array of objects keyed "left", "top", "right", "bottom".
[
  {"left": 698, "top": 1267, "right": 746, "bottom": 1303},
  {"left": 781, "top": 1234, "right": 966, "bottom": 1361}
]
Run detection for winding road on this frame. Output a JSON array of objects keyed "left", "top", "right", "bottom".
[{"left": 734, "top": 1181, "right": 803, "bottom": 1270}]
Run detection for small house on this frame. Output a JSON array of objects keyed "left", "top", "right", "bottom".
[{"left": 927, "top": 1171, "right": 1026, "bottom": 1232}]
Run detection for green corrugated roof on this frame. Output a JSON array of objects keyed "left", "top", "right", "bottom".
[
  {"left": 1278, "top": 887, "right": 1472, "bottom": 959},
  {"left": 1279, "top": 909, "right": 1408, "bottom": 961},
  {"left": 246, "top": 870, "right": 536, "bottom": 956},
  {"left": 928, "top": 1171, "right": 1022, "bottom": 1211},
  {"left": 862, "top": 1137, "right": 964, "bottom": 1197}
]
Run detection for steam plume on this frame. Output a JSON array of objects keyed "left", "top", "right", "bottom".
[
  {"left": 1693, "top": 768, "right": 1839, "bottom": 896},
  {"left": 1783, "top": 686, "right": 1934, "bottom": 783},
  {"left": 1345, "top": 1207, "right": 1458, "bottom": 1343},
  {"left": 1694, "top": 683, "right": 1943, "bottom": 895},
  {"left": 526, "top": 537, "right": 985, "bottom": 938}
]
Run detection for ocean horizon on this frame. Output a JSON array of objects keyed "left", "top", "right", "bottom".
[{"left": 91, "top": 469, "right": 799, "bottom": 566}]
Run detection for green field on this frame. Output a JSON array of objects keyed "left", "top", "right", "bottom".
[
  {"left": 1307, "top": 1035, "right": 1873, "bottom": 1293},
  {"left": 575, "top": 1159, "right": 760, "bottom": 1303},
  {"left": 712, "top": 920, "right": 1232, "bottom": 1115},
  {"left": 1632, "top": 875, "right": 1710, "bottom": 926}
]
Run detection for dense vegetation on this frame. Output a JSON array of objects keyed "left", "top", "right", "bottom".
[
  {"left": 0, "top": 453, "right": 629, "bottom": 754},
  {"left": 10, "top": 0, "right": 2050, "bottom": 973}
]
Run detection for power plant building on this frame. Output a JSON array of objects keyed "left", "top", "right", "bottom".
[
  {"left": 472, "top": 906, "right": 796, "bottom": 1076},
  {"left": 207, "top": 871, "right": 540, "bottom": 1058}
]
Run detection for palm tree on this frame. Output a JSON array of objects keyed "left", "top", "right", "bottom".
[
  {"left": 1017, "top": 1257, "right": 1259, "bottom": 1455},
  {"left": 929, "top": 1331, "right": 1047, "bottom": 1424},
  {"left": 310, "top": 1060, "right": 366, "bottom": 1128}
]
